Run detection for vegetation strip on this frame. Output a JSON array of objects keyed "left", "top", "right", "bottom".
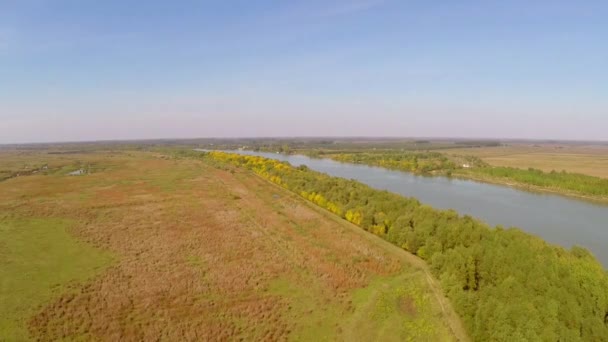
[
  {"left": 220, "top": 141, "right": 608, "bottom": 203},
  {"left": 192, "top": 150, "right": 608, "bottom": 341},
  {"left": 313, "top": 151, "right": 608, "bottom": 202}
]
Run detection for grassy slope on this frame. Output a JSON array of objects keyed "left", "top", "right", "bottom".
[
  {"left": 0, "top": 218, "right": 111, "bottom": 340},
  {"left": 0, "top": 150, "right": 467, "bottom": 341}
]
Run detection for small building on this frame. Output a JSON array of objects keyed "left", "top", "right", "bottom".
[
  {"left": 462, "top": 163, "right": 471, "bottom": 168},
  {"left": 68, "top": 169, "right": 86, "bottom": 176}
]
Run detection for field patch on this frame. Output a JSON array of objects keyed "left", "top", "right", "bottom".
[
  {"left": 344, "top": 271, "right": 452, "bottom": 342},
  {"left": 0, "top": 217, "right": 111, "bottom": 341},
  {"left": 445, "top": 145, "right": 608, "bottom": 178}
]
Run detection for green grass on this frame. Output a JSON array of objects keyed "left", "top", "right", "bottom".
[
  {"left": 267, "top": 265, "right": 454, "bottom": 342},
  {"left": 345, "top": 269, "right": 453, "bottom": 342},
  {"left": 267, "top": 276, "right": 343, "bottom": 341},
  {"left": 0, "top": 217, "right": 112, "bottom": 341}
]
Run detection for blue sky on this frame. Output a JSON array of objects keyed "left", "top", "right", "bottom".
[{"left": 1, "top": 0, "right": 607, "bottom": 143}]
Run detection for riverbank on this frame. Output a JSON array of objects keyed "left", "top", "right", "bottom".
[
  {"left": 452, "top": 170, "right": 608, "bottom": 205},
  {"left": 295, "top": 151, "right": 608, "bottom": 206}
]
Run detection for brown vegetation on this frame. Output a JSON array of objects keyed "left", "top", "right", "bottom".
[{"left": 0, "top": 151, "right": 461, "bottom": 340}]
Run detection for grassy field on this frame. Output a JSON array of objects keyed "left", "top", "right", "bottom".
[
  {"left": 444, "top": 144, "right": 608, "bottom": 179},
  {"left": 0, "top": 150, "right": 466, "bottom": 341},
  {"left": 0, "top": 218, "right": 111, "bottom": 340}
]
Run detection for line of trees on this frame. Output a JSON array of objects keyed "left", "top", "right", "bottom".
[
  {"left": 469, "top": 167, "right": 608, "bottom": 197},
  {"left": 198, "top": 151, "right": 608, "bottom": 341},
  {"left": 328, "top": 152, "right": 458, "bottom": 174}
]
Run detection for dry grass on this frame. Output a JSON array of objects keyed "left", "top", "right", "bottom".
[
  {"left": 0, "top": 150, "right": 464, "bottom": 341},
  {"left": 445, "top": 144, "right": 608, "bottom": 178}
]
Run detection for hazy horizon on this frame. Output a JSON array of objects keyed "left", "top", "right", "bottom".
[
  {"left": 4, "top": 135, "right": 608, "bottom": 147},
  {"left": 2, "top": 0, "right": 607, "bottom": 144}
]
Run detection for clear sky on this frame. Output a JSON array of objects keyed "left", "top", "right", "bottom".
[{"left": 1, "top": 0, "right": 607, "bottom": 143}]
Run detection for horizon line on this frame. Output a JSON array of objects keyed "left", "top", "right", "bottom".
[{"left": 2, "top": 135, "right": 608, "bottom": 147}]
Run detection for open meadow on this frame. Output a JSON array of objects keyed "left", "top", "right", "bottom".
[
  {"left": 444, "top": 144, "right": 608, "bottom": 179},
  {"left": 0, "top": 150, "right": 466, "bottom": 341}
]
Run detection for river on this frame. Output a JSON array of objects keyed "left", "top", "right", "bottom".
[{"left": 200, "top": 149, "right": 608, "bottom": 266}]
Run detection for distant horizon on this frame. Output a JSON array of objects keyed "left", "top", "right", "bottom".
[{"left": 3, "top": 135, "right": 608, "bottom": 146}]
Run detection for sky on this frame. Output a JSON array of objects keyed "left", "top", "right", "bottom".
[{"left": 1, "top": 0, "right": 607, "bottom": 143}]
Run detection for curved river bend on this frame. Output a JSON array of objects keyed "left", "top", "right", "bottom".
[{"left": 201, "top": 150, "right": 608, "bottom": 266}]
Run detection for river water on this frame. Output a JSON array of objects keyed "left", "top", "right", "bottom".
[{"left": 200, "top": 150, "right": 608, "bottom": 266}]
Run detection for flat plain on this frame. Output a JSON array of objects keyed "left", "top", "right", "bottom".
[
  {"left": 0, "top": 150, "right": 466, "bottom": 341},
  {"left": 444, "top": 144, "right": 608, "bottom": 178}
]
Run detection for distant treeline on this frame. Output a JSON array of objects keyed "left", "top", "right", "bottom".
[
  {"left": 196, "top": 138, "right": 500, "bottom": 155},
  {"left": 328, "top": 152, "right": 457, "bottom": 174},
  {"left": 184, "top": 150, "right": 608, "bottom": 341},
  {"left": 468, "top": 167, "right": 608, "bottom": 197},
  {"left": 454, "top": 140, "right": 502, "bottom": 147},
  {"left": 315, "top": 152, "right": 488, "bottom": 178}
]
